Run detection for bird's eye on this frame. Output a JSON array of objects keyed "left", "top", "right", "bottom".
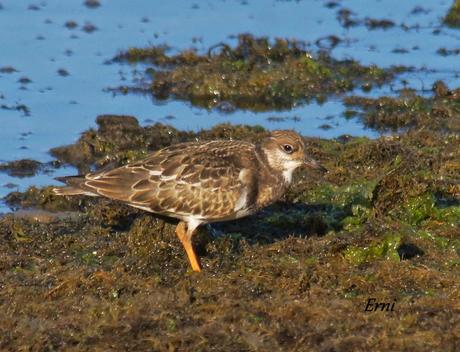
[{"left": 282, "top": 144, "right": 294, "bottom": 154}]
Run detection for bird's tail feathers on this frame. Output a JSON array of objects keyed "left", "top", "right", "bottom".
[{"left": 53, "top": 176, "right": 98, "bottom": 196}]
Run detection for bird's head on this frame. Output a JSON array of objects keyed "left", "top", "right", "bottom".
[{"left": 260, "top": 130, "right": 327, "bottom": 183}]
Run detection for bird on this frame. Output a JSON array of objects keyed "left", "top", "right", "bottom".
[{"left": 53, "top": 130, "right": 326, "bottom": 272}]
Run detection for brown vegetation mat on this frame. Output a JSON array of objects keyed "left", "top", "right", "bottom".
[{"left": 1, "top": 115, "right": 459, "bottom": 351}]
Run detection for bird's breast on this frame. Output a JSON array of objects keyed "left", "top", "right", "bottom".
[{"left": 256, "top": 181, "right": 286, "bottom": 209}]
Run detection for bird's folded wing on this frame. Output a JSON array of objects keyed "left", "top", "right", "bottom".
[{"left": 80, "top": 140, "right": 256, "bottom": 219}]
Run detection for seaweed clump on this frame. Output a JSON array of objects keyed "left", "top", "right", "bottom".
[
  {"left": 444, "top": 0, "right": 460, "bottom": 28},
  {"left": 344, "top": 82, "right": 460, "bottom": 132},
  {"left": 335, "top": 8, "right": 395, "bottom": 30},
  {"left": 0, "top": 159, "right": 42, "bottom": 178},
  {"left": 113, "top": 34, "right": 400, "bottom": 111}
]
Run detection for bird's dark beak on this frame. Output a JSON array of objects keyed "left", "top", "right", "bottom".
[{"left": 304, "top": 157, "right": 328, "bottom": 173}]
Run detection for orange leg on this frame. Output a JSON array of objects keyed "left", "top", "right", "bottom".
[{"left": 175, "top": 221, "right": 201, "bottom": 272}]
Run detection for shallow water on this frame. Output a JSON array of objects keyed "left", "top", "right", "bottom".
[{"left": 0, "top": 0, "right": 459, "bottom": 211}]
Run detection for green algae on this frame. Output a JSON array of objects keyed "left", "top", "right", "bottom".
[
  {"left": 398, "top": 193, "right": 460, "bottom": 227},
  {"left": 344, "top": 234, "right": 401, "bottom": 265},
  {"left": 288, "top": 179, "right": 376, "bottom": 232},
  {"left": 113, "top": 34, "right": 400, "bottom": 111},
  {"left": 444, "top": 0, "right": 460, "bottom": 28},
  {"left": 402, "top": 193, "right": 437, "bottom": 225},
  {"left": 341, "top": 204, "right": 372, "bottom": 231},
  {"left": 303, "top": 180, "right": 376, "bottom": 209},
  {"left": 416, "top": 230, "right": 459, "bottom": 252}
]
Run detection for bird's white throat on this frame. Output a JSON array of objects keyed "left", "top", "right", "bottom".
[{"left": 282, "top": 160, "right": 302, "bottom": 183}]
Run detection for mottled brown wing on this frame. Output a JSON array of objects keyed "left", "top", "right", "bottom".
[{"left": 80, "top": 140, "right": 256, "bottom": 220}]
